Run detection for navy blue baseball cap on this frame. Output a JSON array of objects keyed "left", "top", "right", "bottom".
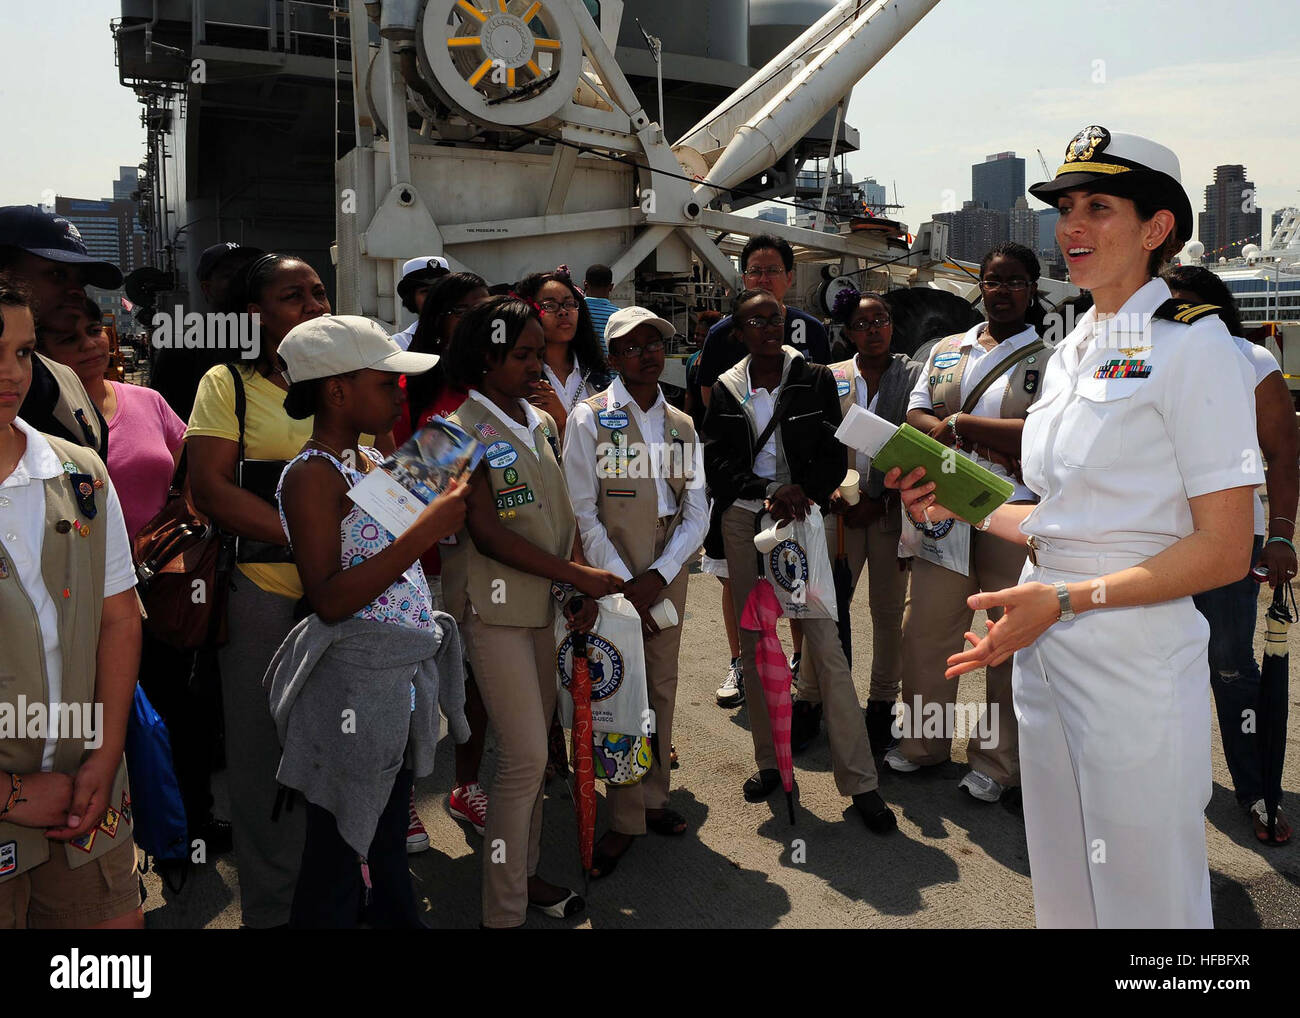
[
  {"left": 197, "top": 241, "right": 263, "bottom": 281},
  {"left": 0, "top": 205, "right": 124, "bottom": 289}
]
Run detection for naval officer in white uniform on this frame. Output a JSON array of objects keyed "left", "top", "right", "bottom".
[{"left": 886, "top": 126, "right": 1263, "bottom": 928}]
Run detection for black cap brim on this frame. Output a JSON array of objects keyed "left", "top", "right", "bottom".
[
  {"left": 1029, "top": 169, "right": 1193, "bottom": 246},
  {"left": 22, "top": 247, "right": 123, "bottom": 289}
]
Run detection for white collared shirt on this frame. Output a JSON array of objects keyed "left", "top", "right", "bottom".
[
  {"left": 543, "top": 355, "right": 587, "bottom": 414},
  {"left": 392, "top": 321, "right": 418, "bottom": 352},
  {"left": 1020, "top": 277, "right": 1263, "bottom": 556},
  {"left": 0, "top": 418, "right": 137, "bottom": 770},
  {"left": 850, "top": 356, "right": 881, "bottom": 477},
  {"left": 467, "top": 388, "right": 543, "bottom": 458},
  {"left": 1233, "top": 337, "right": 1280, "bottom": 535},
  {"left": 563, "top": 380, "right": 708, "bottom": 583}
]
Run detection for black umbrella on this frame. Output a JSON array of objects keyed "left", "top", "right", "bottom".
[
  {"left": 833, "top": 514, "right": 854, "bottom": 668},
  {"left": 1258, "top": 580, "right": 1293, "bottom": 844}
]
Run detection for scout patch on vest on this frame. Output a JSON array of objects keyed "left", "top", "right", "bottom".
[
  {"left": 605, "top": 489, "right": 636, "bottom": 498},
  {"left": 832, "top": 366, "right": 851, "bottom": 397},
  {"left": 502, "top": 467, "right": 518, "bottom": 485},
  {"left": 1025, "top": 370, "right": 1039, "bottom": 393},
  {"left": 98, "top": 806, "right": 120, "bottom": 839},
  {"left": 933, "top": 351, "right": 962, "bottom": 370},
  {"left": 1153, "top": 298, "right": 1221, "bottom": 325},
  {"left": 0, "top": 556, "right": 8, "bottom": 580},
  {"left": 474, "top": 421, "right": 500, "bottom": 439},
  {"left": 70, "top": 472, "right": 97, "bottom": 519},
  {"left": 598, "top": 408, "right": 629, "bottom": 430},
  {"left": 0, "top": 840, "right": 15, "bottom": 877},
  {"left": 556, "top": 633, "right": 625, "bottom": 702},
  {"left": 70, "top": 829, "right": 96, "bottom": 853},
  {"left": 1094, "top": 359, "right": 1151, "bottom": 380},
  {"left": 120, "top": 789, "right": 132, "bottom": 824},
  {"left": 494, "top": 483, "right": 534, "bottom": 510},
  {"left": 486, "top": 441, "right": 518, "bottom": 468},
  {"left": 929, "top": 372, "right": 955, "bottom": 387}
]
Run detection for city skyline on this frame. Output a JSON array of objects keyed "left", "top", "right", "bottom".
[{"left": 3, "top": 1, "right": 1298, "bottom": 259}]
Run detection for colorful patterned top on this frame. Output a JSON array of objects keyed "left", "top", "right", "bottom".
[{"left": 276, "top": 446, "right": 433, "bottom": 630}]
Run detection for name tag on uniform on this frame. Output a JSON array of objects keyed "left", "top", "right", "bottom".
[{"left": 1093, "top": 359, "right": 1151, "bottom": 380}]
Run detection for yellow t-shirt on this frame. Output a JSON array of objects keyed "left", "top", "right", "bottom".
[{"left": 186, "top": 365, "right": 311, "bottom": 599}]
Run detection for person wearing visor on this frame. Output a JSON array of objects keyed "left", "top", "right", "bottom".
[
  {"left": 562, "top": 307, "right": 709, "bottom": 877},
  {"left": 0, "top": 205, "right": 117, "bottom": 458},
  {"left": 393, "top": 256, "right": 450, "bottom": 351},
  {"left": 887, "top": 127, "right": 1262, "bottom": 928}
]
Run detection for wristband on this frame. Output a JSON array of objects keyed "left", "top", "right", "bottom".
[
  {"left": 948, "top": 414, "right": 962, "bottom": 449},
  {"left": 1266, "top": 536, "right": 1296, "bottom": 554}
]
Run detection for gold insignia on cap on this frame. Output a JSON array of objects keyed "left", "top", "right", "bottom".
[{"left": 1064, "top": 126, "right": 1110, "bottom": 164}]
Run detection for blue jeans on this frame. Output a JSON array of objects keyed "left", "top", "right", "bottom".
[{"left": 1192, "top": 535, "right": 1267, "bottom": 807}]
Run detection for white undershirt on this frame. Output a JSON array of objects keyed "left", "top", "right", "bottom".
[
  {"left": 852, "top": 357, "right": 881, "bottom": 478},
  {"left": 734, "top": 364, "right": 780, "bottom": 513},
  {"left": 1235, "top": 337, "right": 1281, "bottom": 535},
  {"left": 543, "top": 355, "right": 587, "bottom": 414},
  {"left": 1, "top": 418, "right": 136, "bottom": 770}
]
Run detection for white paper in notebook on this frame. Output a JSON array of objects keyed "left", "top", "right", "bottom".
[{"left": 834, "top": 404, "right": 899, "bottom": 458}]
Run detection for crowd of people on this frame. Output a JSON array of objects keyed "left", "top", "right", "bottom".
[{"left": 0, "top": 123, "right": 1293, "bottom": 930}]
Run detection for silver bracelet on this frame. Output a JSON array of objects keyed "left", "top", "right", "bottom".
[{"left": 977, "top": 511, "right": 993, "bottom": 532}]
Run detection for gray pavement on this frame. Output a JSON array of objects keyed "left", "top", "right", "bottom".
[{"left": 142, "top": 566, "right": 1300, "bottom": 929}]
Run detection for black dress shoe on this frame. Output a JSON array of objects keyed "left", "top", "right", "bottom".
[
  {"left": 195, "top": 816, "right": 233, "bottom": 856},
  {"left": 790, "top": 700, "right": 822, "bottom": 753},
  {"left": 742, "top": 769, "right": 782, "bottom": 802},
  {"left": 852, "top": 790, "right": 898, "bottom": 834},
  {"left": 864, "top": 700, "right": 897, "bottom": 754}
]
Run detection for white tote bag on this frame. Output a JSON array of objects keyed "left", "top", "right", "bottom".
[
  {"left": 758, "top": 506, "right": 838, "bottom": 620},
  {"left": 898, "top": 515, "right": 971, "bottom": 576},
  {"left": 555, "top": 594, "right": 652, "bottom": 735}
]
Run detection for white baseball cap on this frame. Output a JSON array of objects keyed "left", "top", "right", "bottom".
[
  {"left": 604, "top": 306, "right": 675, "bottom": 344},
  {"left": 278, "top": 315, "right": 439, "bottom": 384}
]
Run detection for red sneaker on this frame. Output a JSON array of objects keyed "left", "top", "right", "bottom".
[
  {"left": 407, "top": 788, "right": 430, "bottom": 854},
  {"left": 448, "top": 782, "right": 488, "bottom": 836}
]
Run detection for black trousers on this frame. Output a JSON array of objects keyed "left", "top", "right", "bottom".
[
  {"left": 136, "top": 630, "right": 221, "bottom": 832},
  {"left": 289, "top": 767, "right": 423, "bottom": 929}
]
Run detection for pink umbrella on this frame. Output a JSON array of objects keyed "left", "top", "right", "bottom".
[{"left": 740, "top": 579, "right": 796, "bottom": 824}]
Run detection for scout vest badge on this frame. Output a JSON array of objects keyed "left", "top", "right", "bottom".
[{"left": 69, "top": 472, "right": 98, "bottom": 519}]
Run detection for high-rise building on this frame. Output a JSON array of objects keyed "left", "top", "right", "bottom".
[
  {"left": 1009, "top": 196, "right": 1037, "bottom": 249},
  {"left": 972, "top": 152, "right": 1025, "bottom": 215},
  {"left": 755, "top": 206, "right": 789, "bottom": 227},
  {"left": 933, "top": 201, "right": 1007, "bottom": 263},
  {"left": 1271, "top": 208, "right": 1289, "bottom": 247},
  {"left": 862, "top": 177, "right": 887, "bottom": 213},
  {"left": 54, "top": 195, "right": 145, "bottom": 319},
  {"left": 1199, "top": 164, "right": 1262, "bottom": 261}
]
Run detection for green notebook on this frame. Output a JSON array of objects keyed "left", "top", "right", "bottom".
[{"left": 834, "top": 406, "right": 1014, "bottom": 525}]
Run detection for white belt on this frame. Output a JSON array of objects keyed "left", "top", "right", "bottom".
[{"left": 1025, "top": 535, "right": 1153, "bottom": 575}]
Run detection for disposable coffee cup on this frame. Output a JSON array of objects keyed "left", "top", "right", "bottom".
[
  {"left": 839, "top": 469, "right": 861, "bottom": 505},
  {"left": 649, "top": 599, "right": 678, "bottom": 629},
  {"left": 754, "top": 520, "right": 795, "bottom": 553}
]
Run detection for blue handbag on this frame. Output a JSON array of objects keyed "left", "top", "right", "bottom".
[{"left": 124, "top": 684, "right": 189, "bottom": 862}]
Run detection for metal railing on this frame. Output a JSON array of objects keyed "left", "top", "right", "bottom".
[{"left": 191, "top": 0, "right": 350, "bottom": 55}]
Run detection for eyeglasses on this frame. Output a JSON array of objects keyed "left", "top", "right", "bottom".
[
  {"left": 447, "top": 304, "right": 474, "bottom": 317},
  {"left": 846, "top": 316, "right": 891, "bottom": 332},
  {"left": 742, "top": 267, "right": 788, "bottom": 280},
  {"left": 743, "top": 315, "right": 786, "bottom": 329},
  {"left": 614, "top": 339, "right": 665, "bottom": 358},
  {"left": 538, "top": 299, "right": 580, "bottom": 314},
  {"left": 979, "top": 279, "right": 1031, "bottom": 292}
]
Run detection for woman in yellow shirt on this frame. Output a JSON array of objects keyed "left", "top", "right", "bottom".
[{"left": 185, "top": 253, "right": 330, "bottom": 928}]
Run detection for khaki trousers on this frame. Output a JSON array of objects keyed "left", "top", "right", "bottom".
[
  {"left": 797, "top": 510, "right": 907, "bottom": 705},
  {"left": 606, "top": 520, "right": 690, "bottom": 835},
  {"left": 896, "top": 529, "right": 1026, "bottom": 786},
  {"left": 461, "top": 613, "right": 558, "bottom": 928},
  {"left": 721, "top": 504, "right": 878, "bottom": 796}
]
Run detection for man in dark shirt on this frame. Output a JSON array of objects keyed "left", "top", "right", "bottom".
[
  {"left": 0, "top": 206, "right": 119, "bottom": 457},
  {"left": 696, "top": 233, "right": 830, "bottom": 406}
]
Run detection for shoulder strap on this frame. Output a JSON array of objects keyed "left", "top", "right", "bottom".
[
  {"left": 959, "top": 339, "right": 1047, "bottom": 415},
  {"left": 1153, "top": 298, "right": 1222, "bottom": 325},
  {"left": 226, "top": 363, "right": 247, "bottom": 462}
]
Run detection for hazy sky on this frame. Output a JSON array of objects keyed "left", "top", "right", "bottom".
[{"left": 3, "top": 0, "right": 1297, "bottom": 249}]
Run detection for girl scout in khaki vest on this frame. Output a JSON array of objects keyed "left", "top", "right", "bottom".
[
  {"left": 888, "top": 242, "right": 1045, "bottom": 804},
  {"left": 561, "top": 307, "right": 710, "bottom": 878},
  {"left": 442, "top": 296, "right": 621, "bottom": 928},
  {"left": 0, "top": 286, "right": 143, "bottom": 929}
]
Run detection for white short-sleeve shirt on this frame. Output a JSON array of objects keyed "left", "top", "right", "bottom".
[
  {"left": 0, "top": 418, "right": 137, "bottom": 770},
  {"left": 1233, "top": 337, "right": 1281, "bottom": 536},
  {"left": 1019, "top": 278, "right": 1263, "bottom": 558}
]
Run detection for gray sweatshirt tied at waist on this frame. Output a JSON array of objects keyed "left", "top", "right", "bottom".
[{"left": 265, "top": 613, "right": 470, "bottom": 857}]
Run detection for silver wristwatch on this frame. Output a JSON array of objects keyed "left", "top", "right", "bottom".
[{"left": 1053, "top": 581, "right": 1075, "bottom": 623}]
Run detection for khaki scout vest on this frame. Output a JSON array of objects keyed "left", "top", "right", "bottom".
[
  {"left": 924, "top": 331, "right": 1043, "bottom": 420},
  {"left": 38, "top": 354, "right": 103, "bottom": 453},
  {"left": 829, "top": 358, "right": 861, "bottom": 419},
  {"left": 581, "top": 388, "right": 699, "bottom": 576},
  {"left": 443, "top": 398, "right": 575, "bottom": 629},
  {"left": 0, "top": 435, "right": 132, "bottom": 882}
]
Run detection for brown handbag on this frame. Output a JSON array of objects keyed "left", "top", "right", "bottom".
[{"left": 132, "top": 448, "right": 235, "bottom": 650}]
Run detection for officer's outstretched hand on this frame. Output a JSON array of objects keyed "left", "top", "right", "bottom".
[
  {"left": 943, "top": 582, "right": 1060, "bottom": 679},
  {"left": 883, "top": 466, "right": 958, "bottom": 526}
]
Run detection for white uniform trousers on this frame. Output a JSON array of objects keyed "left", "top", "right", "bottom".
[{"left": 1013, "top": 559, "right": 1214, "bottom": 929}]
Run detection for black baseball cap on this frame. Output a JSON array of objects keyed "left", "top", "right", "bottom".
[
  {"left": 197, "top": 241, "right": 263, "bottom": 281},
  {"left": 0, "top": 205, "right": 123, "bottom": 289}
]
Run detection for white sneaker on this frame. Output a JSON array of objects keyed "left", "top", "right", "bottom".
[
  {"left": 883, "top": 747, "right": 920, "bottom": 773},
  {"left": 716, "top": 658, "right": 744, "bottom": 707},
  {"left": 959, "top": 769, "right": 1004, "bottom": 803}
]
